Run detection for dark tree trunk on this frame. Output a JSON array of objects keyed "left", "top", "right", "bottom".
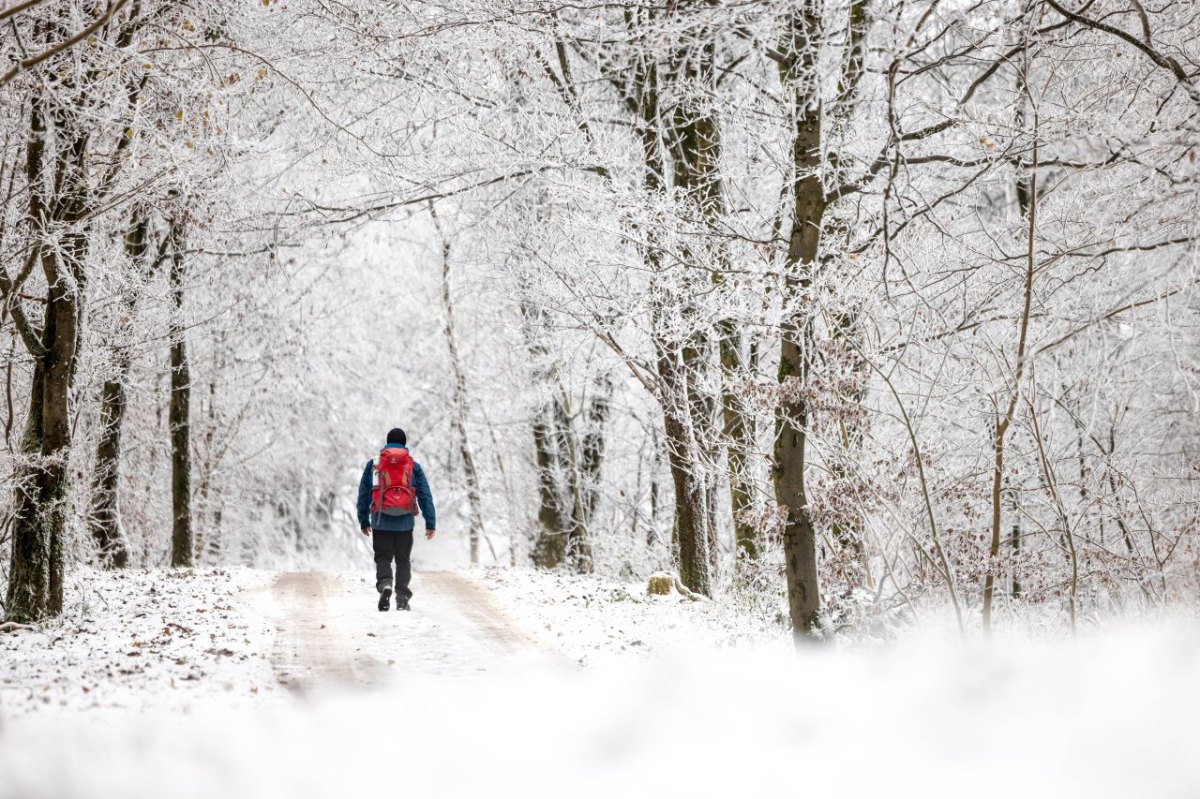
[
  {"left": 774, "top": 3, "right": 826, "bottom": 640},
  {"left": 5, "top": 90, "right": 88, "bottom": 622},
  {"left": 89, "top": 209, "right": 152, "bottom": 569},
  {"left": 6, "top": 359, "right": 50, "bottom": 622},
  {"left": 530, "top": 405, "right": 567, "bottom": 568},
  {"left": 168, "top": 214, "right": 192, "bottom": 568},
  {"left": 720, "top": 322, "right": 758, "bottom": 563},
  {"left": 90, "top": 377, "right": 130, "bottom": 568},
  {"left": 648, "top": 178, "right": 712, "bottom": 592},
  {"left": 520, "top": 280, "right": 570, "bottom": 569},
  {"left": 578, "top": 371, "right": 612, "bottom": 525},
  {"left": 660, "top": 398, "right": 711, "bottom": 594},
  {"left": 666, "top": 13, "right": 726, "bottom": 586},
  {"left": 551, "top": 391, "right": 593, "bottom": 573},
  {"left": 1008, "top": 70, "right": 1032, "bottom": 602},
  {"left": 624, "top": 16, "right": 714, "bottom": 595},
  {"left": 562, "top": 371, "right": 611, "bottom": 574}
]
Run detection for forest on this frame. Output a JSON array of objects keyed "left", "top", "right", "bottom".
[
  {"left": 1, "top": 0, "right": 1198, "bottom": 645},
  {"left": 3, "top": 2, "right": 1200, "bottom": 796}
]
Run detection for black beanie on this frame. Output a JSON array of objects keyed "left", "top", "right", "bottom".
[{"left": 386, "top": 427, "right": 407, "bottom": 445}]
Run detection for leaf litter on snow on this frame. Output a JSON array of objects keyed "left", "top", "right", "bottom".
[{"left": 0, "top": 567, "right": 278, "bottom": 718}]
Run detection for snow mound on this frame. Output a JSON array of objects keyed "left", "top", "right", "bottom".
[{"left": 3, "top": 619, "right": 1198, "bottom": 798}]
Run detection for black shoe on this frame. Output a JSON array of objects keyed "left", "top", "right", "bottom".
[
  {"left": 396, "top": 594, "right": 410, "bottom": 611},
  {"left": 378, "top": 587, "right": 392, "bottom": 612}
]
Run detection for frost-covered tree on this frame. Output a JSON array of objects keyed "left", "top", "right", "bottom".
[{"left": 2, "top": 0, "right": 1196, "bottom": 637}]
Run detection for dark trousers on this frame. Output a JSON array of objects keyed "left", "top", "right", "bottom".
[{"left": 373, "top": 529, "right": 414, "bottom": 598}]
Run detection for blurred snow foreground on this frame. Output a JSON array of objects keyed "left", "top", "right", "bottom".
[{"left": 2, "top": 570, "right": 1199, "bottom": 799}]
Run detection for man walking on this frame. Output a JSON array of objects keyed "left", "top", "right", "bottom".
[{"left": 357, "top": 428, "right": 436, "bottom": 611}]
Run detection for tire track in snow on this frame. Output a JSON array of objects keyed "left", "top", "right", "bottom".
[
  {"left": 417, "top": 570, "right": 541, "bottom": 656},
  {"left": 268, "top": 572, "right": 386, "bottom": 693},
  {"left": 259, "top": 571, "right": 543, "bottom": 693}
]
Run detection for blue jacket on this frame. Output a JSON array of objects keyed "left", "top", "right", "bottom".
[{"left": 357, "top": 444, "right": 436, "bottom": 532}]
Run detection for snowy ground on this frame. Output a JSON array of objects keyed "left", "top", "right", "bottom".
[
  {"left": 479, "top": 566, "right": 788, "bottom": 664},
  {"left": 257, "top": 569, "right": 547, "bottom": 690},
  {"left": 0, "top": 567, "right": 278, "bottom": 718},
  {"left": 2, "top": 567, "right": 1199, "bottom": 798}
]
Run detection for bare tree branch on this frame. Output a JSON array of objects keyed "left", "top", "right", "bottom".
[{"left": 0, "top": 0, "right": 131, "bottom": 89}]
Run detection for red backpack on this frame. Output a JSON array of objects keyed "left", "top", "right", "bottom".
[{"left": 370, "top": 448, "right": 416, "bottom": 522}]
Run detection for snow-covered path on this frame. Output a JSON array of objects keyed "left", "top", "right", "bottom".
[
  {"left": 251, "top": 570, "right": 544, "bottom": 693},
  {"left": 4, "top": 568, "right": 1200, "bottom": 799},
  {"left": 265, "top": 572, "right": 387, "bottom": 690}
]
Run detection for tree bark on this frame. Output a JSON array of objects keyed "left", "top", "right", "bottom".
[
  {"left": 433, "top": 211, "right": 485, "bottom": 566},
  {"left": 5, "top": 89, "right": 87, "bottom": 622},
  {"left": 720, "top": 322, "right": 757, "bottom": 562},
  {"left": 578, "top": 371, "right": 612, "bottom": 525},
  {"left": 643, "top": 61, "right": 713, "bottom": 595},
  {"left": 563, "top": 372, "right": 610, "bottom": 573},
  {"left": 519, "top": 276, "right": 571, "bottom": 569},
  {"left": 6, "top": 359, "right": 50, "bottom": 622},
  {"left": 666, "top": 11, "right": 726, "bottom": 585},
  {"left": 530, "top": 405, "right": 567, "bottom": 567},
  {"left": 168, "top": 213, "right": 193, "bottom": 568},
  {"left": 90, "top": 376, "right": 130, "bottom": 568},
  {"left": 88, "top": 209, "right": 153, "bottom": 569},
  {"left": 661, "top": 404, "right": 711, "bottom": 593},
  {"left": 774, "top": 3, "right": 826, "bottom": 640},
  {"left": 982, "top": 45, "right": 1039, "bottom": 634},
  {"left": 649, "top": 421, "right": 663, "bottom": 549}
]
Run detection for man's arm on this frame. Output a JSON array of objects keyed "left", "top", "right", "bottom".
[
  {"left": 357, "top": 461, "right": 373, "bottom": 534},
  {"left": 413, "top": 462, "right": 436, "bottom": 536}
]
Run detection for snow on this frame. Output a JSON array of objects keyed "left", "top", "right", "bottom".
[
  {"left": 0, "top": 567, "right": 278, "bottom": 719},
  {"left": 257, "top": 570, "right": 547, "bottom": 686},
  {"left": 479, "top": 566, "right": 788, "bottom": 664},
  {"left": 2, "top": 567, "right": 1199, "bottom": 798}
]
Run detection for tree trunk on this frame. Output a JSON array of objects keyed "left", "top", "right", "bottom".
[
  {"left": 551, "top": 390, "right": 594, "bottom": 573},
  {"left": 982, "top": 46, "right": 1039, "bottom": 634},
  {"left": 774, "top": 3, "right": 826, "bottom": 640},
  {"left": 6, "top": 360, "right": 50, "bottom": 622},
  {"left": 530, "top": 404, "right": 567, "bottom": 568},
  {"left": 7, "top": 264, "right": 81, "bottom": 621},
  {"left": 627, "top": 16, "right": 713, "bottom": 595},
  {"left": 193, "top": 337, "right": 228, "bottom": 566},
  {"left": 434, "top": 213, "right": 486, "bottom": 566},
  {"left": 649, "top": 421, "right": 663, "bottom": 549},
  {"left": 577, "top": 371, "right": 612, "bottom": 526},
  {"left": 720, "top": 322, "right": 758, "bottom": 562},
  {"left": 518, "top": 278, "right": 571, "bottom": 568},
  {"left": 560, "top": 371, "right": 611, "bottom": 574},
  {"left": 168, "top": 214, "right": 193, "bottom": 568},
  {"left": 89, "top": 210, "right": 152, "bottom": 568},
  {"left": 5, "top": 90, "right": 88, "bottom": 622},
  {"left": 661, "top": 398, "right": 711, "bottom": 594},
  {"left": 1009, "top": 485, "right": 1022, "bottom": 600},
  {"left": 90, "top": 376, "right": 131, "bottom": 568},
  {"left": 666, "top": 14, "right": 727, "bottom": 586}
]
